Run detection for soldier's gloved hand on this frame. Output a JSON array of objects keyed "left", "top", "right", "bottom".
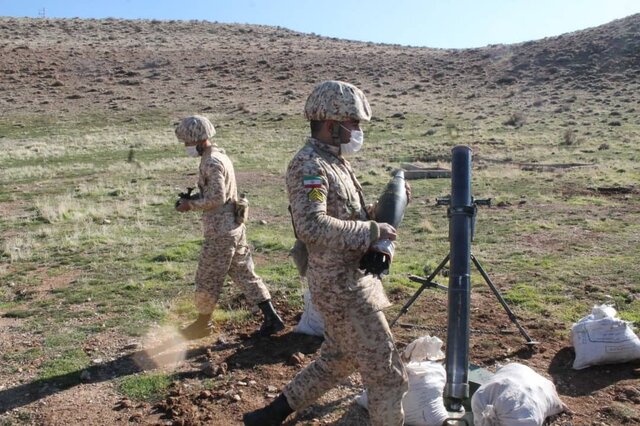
[
  {"left": 377, "top": 223, "right": 397, "bottom": 241},
  {"left": 370, "top": 239, "right": 395, "bottom": 262},
  {"left": 178, "top": 187, "right": 195, "bottom": 198},
  {"left": 361, "top": 237, "right": 396, "bottom": 275}
]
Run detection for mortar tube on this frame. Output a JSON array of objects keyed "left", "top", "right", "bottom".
[{"left": 444, "top": 145, "right": 472, "bottom": 409}]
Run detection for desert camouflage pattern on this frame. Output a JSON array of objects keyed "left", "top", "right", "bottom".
[
  {"left": 175, "top": 115, "right": 216, "bottom": 143},
  {"left": 191, "top": 145, "right": 240, "bottom": 234},
  {"left": 304, "top": 80, "right": 372, "bottom": 122},
  {"left": 283, "top": 137, "right": 407, "bottom": 425},
  {"left": 286, "top": 138, "right": 390, "bottom": 313},
  {"left": 189, "top": 145, "right": 270, "bottom": 314},
  {"left": 283, "top": 310, "right": 408, "bottom": 426},
  {"left": 194, "top": 224, "right": 270, "bottom": 314}
]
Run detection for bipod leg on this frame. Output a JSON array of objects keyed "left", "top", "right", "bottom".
[
  {"left": 390, "top": 254, "right": 450, "bottom": 328},
  {"left": 470, "top": 254, "right": 539, "bottom": 345}
]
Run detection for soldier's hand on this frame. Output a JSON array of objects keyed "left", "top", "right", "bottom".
[
  {"left": 175, "top": 198, "right": 192, "bottom": 212},
  {"left": 378, "top": 223, "right": 397, "bottom": 241},
  {"left": 405, "top": 181, "right": 412, "bottom": 204}
]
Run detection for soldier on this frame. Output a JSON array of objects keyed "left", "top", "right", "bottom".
[
  {"left": 243, "top": 81, "right": 409, "bottom": 426},
  {"left": 174, "top": 115, "right": 285, "bottom": 340}
]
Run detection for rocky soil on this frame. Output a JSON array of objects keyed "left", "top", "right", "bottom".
[{"left": 1, "top": 14, "right": 639, "bottom": 426}]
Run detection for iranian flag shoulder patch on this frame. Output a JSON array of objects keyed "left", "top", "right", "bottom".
[{"left": 303, "top": 175, "right": 323, "bottom": 189}]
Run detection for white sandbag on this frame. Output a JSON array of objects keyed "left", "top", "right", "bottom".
[
  {"left": 404, "top": 361, "right": 449, "bottom": 426},
  {"left": 403, "top": 335, "right": 445, "bottom": 362},
  {"left": 357, "top": 361, "right": 448, "bottom": 426},
  {"left": 293, "top": 288, "right": 325, "bottom": 336},
  {"left": 571, "top": 304, "right": 640, "bottom": 369},
  {"left": 471, "top": 363, "right": 565, "bottom": 426}
]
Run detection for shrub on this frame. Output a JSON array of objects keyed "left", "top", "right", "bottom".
[
  {"left": 562, "top": 129, "right": 577, "bottom": 145},
  {"left": 504, "top": 112, "right": 526, "bottom": 128}
]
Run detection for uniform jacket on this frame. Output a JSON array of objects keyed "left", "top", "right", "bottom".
[
  {"left": 286, "top": 137, "right": 391, "bottom": 314},
  {"left": 190, "top": 145, "right": 240, "bottom": 236}
]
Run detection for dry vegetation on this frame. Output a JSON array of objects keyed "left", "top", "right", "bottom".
[{"left": 1, "top": 14, "right": 639, "bottom": 426}]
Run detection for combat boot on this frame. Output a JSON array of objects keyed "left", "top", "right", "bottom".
[
  {"left": 179, "top": 314, "right": 213, "bottom": 340},
  {"left": 256, "top": 300, "right": 285, "bottom": 336},
  {"left": 243, "top": 394, "right": 293, "bottom": 426}
]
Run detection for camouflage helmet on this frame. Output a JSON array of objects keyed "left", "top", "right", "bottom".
[
  {"left": 175, "top": 115, "right": 216, "bottom": 143},
  {"left": 304, "top": 80, "right": 372, "bottom": 122}
]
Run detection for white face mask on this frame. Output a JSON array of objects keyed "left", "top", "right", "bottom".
[
  {"left": 185, "top": 145, "right": 200, "bottom": 157},
  {"left": 340, "top": 127, "right": 364, "bottom": 155}
]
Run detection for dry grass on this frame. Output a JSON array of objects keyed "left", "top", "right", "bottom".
[{"left": 0, "top": 14, "right": 639, "bottom": 425}]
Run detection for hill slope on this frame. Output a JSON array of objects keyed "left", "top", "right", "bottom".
[
  {"left": 0, "top": 14, "right": 639, "bottom": 426},
  {"left": 0, "top": 14, "right": 638, "bottom": 119}
]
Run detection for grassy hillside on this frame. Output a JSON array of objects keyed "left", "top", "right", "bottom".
[{"left": 1, "top": 14, "right": 639, "bottom": 425}]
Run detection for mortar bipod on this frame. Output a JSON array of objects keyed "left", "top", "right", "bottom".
[{"left": 389, "top": 226, "right": 538, "bottom": 345}]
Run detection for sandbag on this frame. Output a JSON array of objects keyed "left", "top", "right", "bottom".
[
  {"left": 471, "top": 363, "right": 565, "bottom": 426},
  {"left": 402, "top": 335, "right": 445, "bottom": 363},
  {"left": 571, "top": 304, "right": 640, "bottom": 370},
  {"left": 357, "top": 335, "right": 449, "bottom": 426},
  {"left": 293, "top": 288, "right": 324, "bottom": 336},
  {"left": 356, "top": 361, "right": 448, "bottom": 426}
]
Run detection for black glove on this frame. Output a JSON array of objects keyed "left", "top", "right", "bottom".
[{"left": 175, "top": 187, "right": 200, "bottom": 207}]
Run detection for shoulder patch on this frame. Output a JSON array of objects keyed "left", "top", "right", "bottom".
[
  {"left": 303, "top": 175, "right": 323, "bottom": 189},
  {"left": 308, "top": 188, "right": 326, "bottom": 203}
]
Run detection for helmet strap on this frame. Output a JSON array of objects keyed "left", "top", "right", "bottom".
[
  {"left": 331, "top": 121, "right": 342, "bottom": 146},
  {"left": 196, "top": 142, "right": 205, "bottom": 155}
]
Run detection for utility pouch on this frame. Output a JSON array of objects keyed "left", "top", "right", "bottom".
[
  {"left": 290, "top": 239, "right": 309, "bottom": 277},
  {"left": 234, "top": 194, "right": 249, "bottom": 224}
]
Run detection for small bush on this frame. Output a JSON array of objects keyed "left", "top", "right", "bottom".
[
  {"left": 562, "top": 129, "right": 577, "bottom": 145},
  {"left": 504, "top": 112, "right": 526, "bottom": 128}
]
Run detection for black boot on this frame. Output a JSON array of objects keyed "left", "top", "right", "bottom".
[
  {"left": 243, "top": 394, "right": 293, "bottom": 426},
  {"left": 179, "top": 314, "right": 213, "bottom": 340},
  {"left": 256, "top": 300, "right": 285, "bottom": 337}
]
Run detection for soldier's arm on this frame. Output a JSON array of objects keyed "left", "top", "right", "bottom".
[
  {"left": 189, "top": 158, "right": 227, "bottom": 211},
  {"left": 287, "top": 158, "right": 379, "bottom": 252}
]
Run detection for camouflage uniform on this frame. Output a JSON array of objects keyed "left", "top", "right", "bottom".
[
  {"left": 283, "top": 134, "right": 408, "bottom": 425},
  {"left": 175, "top": 116, "right": 271, "bottom": 315}
]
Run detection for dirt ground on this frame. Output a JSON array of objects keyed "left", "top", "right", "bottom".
[
  {"left": 1, "top": 289, "right": 639, "bottom": 425},
  {"left": 1, "top": 15, "right": 639, "bottom": 426}
]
